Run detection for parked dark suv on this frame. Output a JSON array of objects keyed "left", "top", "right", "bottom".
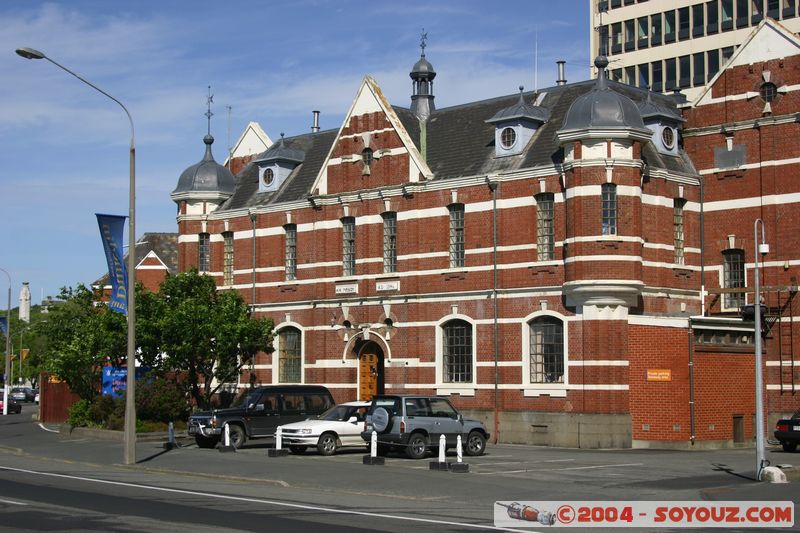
[
  {"left": 188, "top": 385, "right": 334, "bottom": 449},
  {"left": 360, "top": 395, "right": 490, "bottom": 459}
]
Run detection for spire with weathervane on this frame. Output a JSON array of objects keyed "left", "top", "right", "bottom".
[{"left": 410, "top": 29, "right": 436, "bottom": 121}]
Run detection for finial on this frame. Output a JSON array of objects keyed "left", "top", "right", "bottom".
[
  {"left": 518, "top": 85, "right": 525, "bottom": 104},
  {"left": 205, "top": 85, "right": 214, "bottom": 136},
  {"left": 420, "top": 29, "right": 428, "bottom": 56},
  {"left": 594, "top": 56, "right": 609, "bottom": 90}
]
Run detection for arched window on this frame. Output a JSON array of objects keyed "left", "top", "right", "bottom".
[
  {"left": 278, "top": 327, "right": 301, "bottom": 383},
  {"left": 529, "top": 317, "right": 564, "bottom": 383},
  {"left": 442, "top": 319, "right": 472, "bottom": 383}
]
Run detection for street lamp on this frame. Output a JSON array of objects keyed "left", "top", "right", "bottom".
[
  {"left": 753, "top": 218, "right": 769, "bottom": 481},
  {"left": 16, "top": 47, "right": 137, "bottom": 465},
  {"left": 0, "top": 268, "right": 10, "bottom": 416}
]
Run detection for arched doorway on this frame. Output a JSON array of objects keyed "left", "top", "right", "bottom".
[{"left": 357, "top": 341, "right": 385, "bottom": 401}]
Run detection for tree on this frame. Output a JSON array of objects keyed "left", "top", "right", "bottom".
[
  {"left": 137, "top": 270, "right": 273, "bottom": 409},
  {"left": 37, "top": 285, "right": 127, "bottom": 401}
]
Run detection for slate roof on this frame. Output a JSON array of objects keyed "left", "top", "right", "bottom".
[
  {"left": 214, "top": 78, "right": 697, "bottom": 212},
  {"left": 93, "top": 232, "right": 178, "bottom": 286},
  {"left": 173, "top": 135, "right": 236, "bottom": 196}
]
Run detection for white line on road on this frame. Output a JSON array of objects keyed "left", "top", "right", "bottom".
[
  {"left": 37, "top": 424, "right": 60, "bottom": 434},
  {"left": 0, "top": 465, "right": 535, "bottom": 532},
  {"left": 0, "top": 498, "right": 28, "bottom": 506},
  {"left": 556, "top": 463, "right": 644, "bottom": 471}
]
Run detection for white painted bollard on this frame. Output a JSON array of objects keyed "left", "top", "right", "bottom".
[
  {"left": 438, "top": 434, "right": 446, "bottom": 463},
  {"left": 164, "top": 421, "right": 178, "bottom": 450},
  {"left": 456, "top": 434, "right": 463, "bottom": 463},
  {"left": 224, "top": 424, "right": 231, "bottom": 447},
  {"left": 267, "top": 425, "right": 288, "bottom": 457},
  {"left": 363, "top": 430, "right": 384, "bottom": 465}
]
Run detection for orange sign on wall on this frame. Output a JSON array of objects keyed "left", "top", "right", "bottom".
[{"left": 647, "top": 369, "right": 672, "bottom": 382}]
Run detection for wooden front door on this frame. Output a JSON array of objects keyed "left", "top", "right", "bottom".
[{"left": 359, "top": 352, "right": 379, "bottom": 401}]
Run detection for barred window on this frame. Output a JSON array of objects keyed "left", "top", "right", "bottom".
[
  {"left": 443, "top": 319, "right": 472, "bottom": 383},
  {"left": 530, "top": 317, "right": 564, "bottom": 383},
  {"left": 601, "top": 183, "right": 617, "bottom": 236},
  {"left": 278, "top": 327, "right": 301, "bottom": 383},
  {"left": 673, "top": 198, "right": 686, "bottom": 265},
  {"left": 536, "top": 193, "right": 555, "bottom": 261},
  {"left": 449, "top": 204, "right": 465, "bottom": 268},
  {"left": 342, "top": 217, "right": 356, "bottom": 276},
  {"left": 723, "top": 249, "right": 745, "bottom": 309},
  {"left": 223, "top": 232, "right": 234, "bottom": 285},
  {"left": 382, "top": 212, "right": 397, "bottom": 273},
  {"left": 284, "top": 224, "right": 297, "bottom": 281},
  {"left": 198, "top": 233, "right": 210, "bottom": 272}
]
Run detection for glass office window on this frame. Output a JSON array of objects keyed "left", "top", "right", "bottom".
[
  {"left": 679, "top": 55, "right": 691, "bottom": 88},
  {"left": 679, "top": 7, "right": 691, "bottom": 40},
  {"left": 665, "top": 57, "right": 677, "bottom": 90},
  {"left": 651, "top": 13, "right": 662, "bottom": 45},
  {"left": 707, "top": 49, "right": 720, "bottom": 81},
  {"left": 693, "top": 3, "right": 706, "bottom": 37},
  {"left": 652, "top": 60, "right": 663, "bottom": 92},
  {"left": 693, "top": 52, "right": 706, "bottom": 86},
  {"left": 665, "top": 10, "right": 676, "bottom": 42},
  {"left": 707, "top": 0, "right": 719, "bottom": 33}
]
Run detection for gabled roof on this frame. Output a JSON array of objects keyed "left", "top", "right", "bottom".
[
  {"left": 694, "top": 18, "right": 800, "bottom": 107},
  {"left": 214, "top": 75, "right": 697, "bottom": 212},
  {"left": 93, "top": 232, "right": 178, "bottom": 286},
  {"left": 224, "top": 121, "right": 272, "bottom": 166}
]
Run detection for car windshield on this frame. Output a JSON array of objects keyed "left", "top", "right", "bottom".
[
  {"left": 372, "top": 397, "right": 400, "bottom": 416},
  {"left": 318, "top": 405, "right": 358, "bottom": 421}
]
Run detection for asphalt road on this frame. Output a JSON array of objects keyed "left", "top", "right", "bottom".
[{"left": 0, "top": 403, "right": 798, "bottom": 532}]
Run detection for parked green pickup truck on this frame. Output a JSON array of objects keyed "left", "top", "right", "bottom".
[{"left": 774, "top": 413, "right": 800, "bottom": 452}]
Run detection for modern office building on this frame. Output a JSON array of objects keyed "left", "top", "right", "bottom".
[{"left": 590, "top": 0, "right": 800, "bottom": 100}]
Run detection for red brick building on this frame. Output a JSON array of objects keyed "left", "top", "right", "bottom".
[{"left": 171, "top": 21, "right": 799, "bottom": 449}]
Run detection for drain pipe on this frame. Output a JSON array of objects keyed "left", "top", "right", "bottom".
[
  {"left": 249, "top": 210, "right": 257, "bottom": 306},
  {"left": 689, "top": 326, "right": 696, "bottom": 445},
  {"left": 488, "top": 179, "right": 500, "bottom": 444}
]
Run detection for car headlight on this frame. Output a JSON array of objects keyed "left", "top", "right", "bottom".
[
  {"left": 209, "top": 416, "right": 218, "bottom": 428},
  {"left": 298, "top": 428, "right": 312, "bottom": 435}
]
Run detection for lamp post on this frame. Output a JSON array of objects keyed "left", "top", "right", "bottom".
[
  {"left": 753, "top": 218, "right": 769, "bottom": 480},
  {"left": 0, "top": 268, "right": 10, "bottom": 416},
  {"left": 16, "top": 47, "right": 137, "bottom": 465}
]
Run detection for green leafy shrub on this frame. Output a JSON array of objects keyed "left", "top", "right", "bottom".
[
  {"left": 67, "top": 399, "right": 93, "bottom": 427},
  {"left": 89, "top": 394, "right": 125, "bottom": 430},
  {"left": 135, "top": 375, "right": 189, "bottom": 423}
]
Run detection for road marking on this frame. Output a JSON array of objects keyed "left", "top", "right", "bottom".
[
  {"left": 556, "top": 463, "right": 644, "bottom": 471},
  {"left": 542, "top": 459, "right": 575, "bottom": 463},
  {"left": 0, "top": 498, "right": 28, "bottom": 506},
  {"left": 37, "top": 424, "right": 60, "bottom": 434},
  {"left": 0, "top": 465, "right": 534, "bottom": 532}
]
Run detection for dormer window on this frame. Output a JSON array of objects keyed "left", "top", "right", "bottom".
[
  {"left": 661, "top": 127, "right": 675, "bottom": 150},
  {"left": 500, "top": 127, "right": 517, "bottom": 149},
  {"left": 486, "top": 87, "right": 549, "bottom": 158},
  {"left": 262, "top": 168, "right": 275, "bottom": 187}
]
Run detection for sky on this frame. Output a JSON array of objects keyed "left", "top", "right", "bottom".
[{"left": 0, "top": 0, "right": 590, "bottom": 305}]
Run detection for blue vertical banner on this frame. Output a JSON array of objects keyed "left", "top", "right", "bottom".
[
  {"left": 0, "top": 316, "right": 7, "bottom": 336},
  {"left": 96, "top": 213, "right": 128, "bottom": 315}
]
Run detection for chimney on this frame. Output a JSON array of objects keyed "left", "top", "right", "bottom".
[
  {"left": 556, "top": 60, "right": 567, "bottom": 86},
  {"left": 311, "top": 110, "right": 320, "bottom": 133}
]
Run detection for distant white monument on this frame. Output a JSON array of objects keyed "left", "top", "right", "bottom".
[{"left": 19, "top": 282, "right": 30, "bottom": 323}]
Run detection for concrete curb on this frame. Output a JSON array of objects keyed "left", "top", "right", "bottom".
[{"left": 59, "top": 425, "right": 191, "bottom": 444}]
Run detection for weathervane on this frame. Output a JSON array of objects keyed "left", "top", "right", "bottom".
[
  {"left": 205, "top": 85, "right": 214, "bottom": 135},
  {"left": 420, "top": 29, "right": 428, "bottom": 56}
]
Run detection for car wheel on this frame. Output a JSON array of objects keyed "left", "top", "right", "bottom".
[
  {"left": 317, "top": 433, "right": 338, "bottom": 456},
  {"left": 464, "top": 431, "right": 486, "bottom": 456},
  {"left": 226, "top": 424, "right": 246, "bottom": 449},
  {"left": 289, "top": 445, "right": 307, "bottom": 454},
  {"left": 405, "top": 433, "right": 428, "bottom": 460},
  {"left": 782, "top": 442, "right": 797, "bottom": 453},
  {"left": 195, "top": 435, "right": 218, "bottom": 449}
]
